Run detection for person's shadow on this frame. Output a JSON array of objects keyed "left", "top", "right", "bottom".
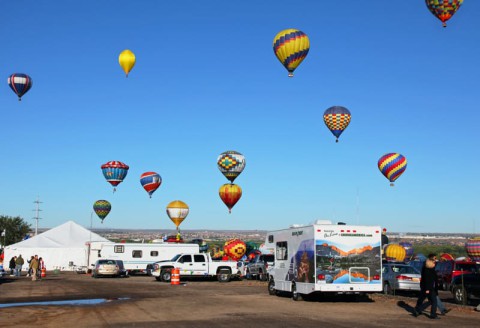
[{"left": 397, "top": 301, "right": 419, "bottom": 317}]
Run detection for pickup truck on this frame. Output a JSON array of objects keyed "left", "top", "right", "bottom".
[
  {"left": 246, "top": 253, "right": 274, "bottom": 281},
  {"left": 152, "top": 253, "right": 240, "bottom": 282}
]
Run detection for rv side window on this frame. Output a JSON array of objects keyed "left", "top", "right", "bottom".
[
  {"left": 268, "top": 235, "right": 274, "bottom": 243},
  {"left": 150, "top": 251, "right": 159, "bottom": 257},
  {"left": 114, "top": 245, "right": 124, "bottom": 253},
  {"left": 194, "top": 255, "right": 205, "bottom": 262},
  {"left": 132, "top": 250, "right": 142, "bottom": 258},
  {"left": 276, "top": 241, "right": 288, "bottom": 260}
]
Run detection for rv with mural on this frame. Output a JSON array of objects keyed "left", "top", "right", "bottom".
[{"left": 266, "top": 221, "right": 383, "bottom": 300}]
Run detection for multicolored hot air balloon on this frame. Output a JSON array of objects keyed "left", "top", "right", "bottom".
[
  {"left": 119, "top": 49, "right": 136, "bottom": 77},
  {"left": 101, "top": 161, "right": 129, "bottom": 192},
  {"left": 273, "top": 29, "right": 310, "bottom": 77},
  {"left": 219, "top": 183, "right": 242, "bottom": 213},
  {"left": 378, "top": 153, "right": 407, "bottom": 186},
  {"left": 217, "top": 151, "right": 246, "bottom": 183},
  {"left": 385, "top": 243, "right": 406, "bottom": 262},
  {"left": 140, "top": 172, "right": 162, "bottom": 198},
  {"left": 465, "top": 237, "right": 480, "bottom": 261},
  {"left": 8, "top": 73, "right": 32, "bottom": 101},
  {"left": 425, "top": 0, "right": 463, "bottom": 27},
  {"left": 224, "top": 239, "right": 247, "bottom": 261},
  {"left": 166, "top": 200, "right": 189, "bottom": 232},
  {"left": 399, "top": 242, "right": 414, "bottom": 260},
  {"left": 323, "top": 106, "right": 351, "bottom": 142},
  {"left": 93, "top": 200, "right": 111, "bottom": 224}
]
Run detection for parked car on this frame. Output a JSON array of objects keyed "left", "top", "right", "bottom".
[
  {"left": 450, "top": 270, "right": 480, "bottom": 304},
  {"left": 435, "top": 260, "right": 478, "bottom": 291},
  {"left": 246, "top": 254, "right": 274, "bottom": 281},
  {"left": 92, "top": 259, "right": 127, "bottom": 278},
  {"left": 382, "top": 262, "right": 421, "bottom": 295}
]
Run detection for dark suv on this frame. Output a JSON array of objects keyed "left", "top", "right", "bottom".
[
  {"left": 246, "top": 254, "right": 274, "bottom": 281},
  {"left": 450, "top": 270, "right": 480, "bottom": 304},
  {"left": 435, "top": 260, "right": 477, "bottom": 291}
]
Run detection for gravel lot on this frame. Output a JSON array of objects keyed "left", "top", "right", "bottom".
[{"left": 0, "top": 272, "right": 478, "bottom": 327}]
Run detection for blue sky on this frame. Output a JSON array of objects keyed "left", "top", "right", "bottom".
[{"left": 0, "top": 1, "right": 479, "bottom": 233}]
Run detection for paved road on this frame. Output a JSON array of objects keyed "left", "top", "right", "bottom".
[{"left": 0, "top": 272, "right": 478, "bottom": 327}]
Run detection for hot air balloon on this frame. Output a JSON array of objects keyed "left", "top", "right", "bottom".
[
  {"left": 385, "top": 244, "right": 406, "bottom": 262},
  {"left": 465, "top": 237, "right": 480, "bottom": 261},
  {"left": 8, "top": 73, "right": 32, "bottom": 101},
  {"left": 140, "top": 172, "right": 162, "bottom": 198},
  {"left": 378, "top": 153, "right": 407, "bottom": 186},
  {"left": 425, "top": 0, "right": 463, "bottom": 27},
  {"left": 217, "top": 151, "right": 246, "bottom": 183},
  {"left": 119, "top": 49, "right": 136, "bottom": 77},
  {"left": 399, "top": 242, "right": 414, "bottom": 260},
  {"left": 93, "top": 200, "right": 111, "bottom": 224},
  {"left": 224, "top": 239, "right": 246, "bottom": 261},
  {"left": 219, "top": 183, "right": 242, "bottom": 213},
  {"left": 101, "top": 161, "right": 129, "bottom": 192},
  {"left": 273, "top": 29, "right": 310, "bottom": 77},
  {"left": 440, "top": 253, "right": 454, "bottom": 261},
  {"left": 166, "top": 200, "right": 189, "bottom": 232},
  {"left": 323, "top": 106, "right": 351, "bottom": 142}
]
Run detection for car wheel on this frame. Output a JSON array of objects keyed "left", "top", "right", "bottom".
[
  {"left": 383, "top": 282, "right": 392, "bottom": 295},
  {"left": 218, "top": 269, "right": 231, "bottom": 283},
  {"left": 453, "top": 287, "right": 468, "bottom": 304},
  {"left": 292, "top": 283, "right": 303, "bottom": 301},
  {"left": 268, "top": 280, "right": 276, "bottom": 296},
  {"left": 161, "top": 269, "right": 171, "bottom": 282}
]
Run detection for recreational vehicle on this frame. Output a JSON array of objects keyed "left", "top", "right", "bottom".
[
  {"left": 267, "top": 221, "right": 383, "bottom": 300},
  {"left": 88, "top": 242, "right": 200, "bottom": 274}
]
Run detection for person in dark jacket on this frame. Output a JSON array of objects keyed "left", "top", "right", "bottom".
[
  {"left": 414, "top": 254, "right": 439, "bottom": 319},
  {"left": 9, "top": 256, "right": 16, "bottom": 275}
]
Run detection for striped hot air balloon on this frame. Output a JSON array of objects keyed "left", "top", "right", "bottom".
[
  {"left": 465, "top": 238, "right": 480, "bottom": 261},
  {"left": 378, "top": 153, "right": 407, "bottom": 186},
  {"left": 323, "top": 106, "right": 351, "bottom": 142},
  {"left": 101, "top": 161, "right": 129, "bottom": 192},
  {"left": 219, "top": 183, "right": 242, "bottom": 213},
  {"left": 273, "top": 29, "right": 310, "bottom": 77},
  {"left": 93, "top": 200, "right": 111, "bottom": 224},
  {"left": 140, "top": 172, "right": 162, "bottom": 198},
  {"left": 166, "top": 200, "right": 189, "bottom": 232},
  {"left": 8, "top": 73, "right": 32, "bottom": 101}
]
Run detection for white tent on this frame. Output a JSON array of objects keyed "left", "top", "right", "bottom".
[{"left": 4, "top": 220, "right": 110, "bottom": 271}]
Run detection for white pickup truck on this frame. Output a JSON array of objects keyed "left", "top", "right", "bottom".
[{"left": 152, "top": 253, "right": 240, "bottom": 282}]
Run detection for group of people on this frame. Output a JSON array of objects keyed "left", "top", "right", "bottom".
[{"left": 8, "top": 254, "right": 45, "bottom": 281}]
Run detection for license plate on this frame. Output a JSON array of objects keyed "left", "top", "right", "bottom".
[{"left": 412, "top": 278, "right": 420, "bottom": 282}]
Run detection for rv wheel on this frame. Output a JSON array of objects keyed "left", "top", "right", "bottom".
[
  {"left": 292, "top": 283, "right": 303, "bottom": 301},
  {"left": 268, "top": 280, "right": 276, "bottom": 295}
]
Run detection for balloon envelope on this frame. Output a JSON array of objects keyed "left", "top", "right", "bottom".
[
  {"left": 166, "top": 200, "right": 189, "bottom": 229},
  {"left": 323, "top": 106, "right": 351, "bottom": 142},
  {"left": 8, "top": 73, "right": 32, "bottom": 101},
  {"left": 219, "top": 183, "right": 242, "bottom": 213},
  {"left": 378, "top": 153, "right": 407, "bottom": 186},
  {"left": 101, "top": 161, "right": 129, "bottom": 190},
  {"left": 399, "top": 242, "right": 414, "bottom": 259},
  {"left": 140, "top": 172, "right": 162, "bottom": 198},
  {"left": 217, "top": 151, "right": 246, "bottom": 183},
  {"left": 119, "top": 49, "right": 136, "bottom": 77},
  {"left": 465, "top": 238, "right": 480, "bottom": 261},
  {"left": 385, "top": 244, "right": 406, "bottom": 262},
  {"left": 273, "top": 29, "right": 310, "bottom": 77},
  {"left": 425, "top": 0, "right": 463, "bottom": 27},
  {"left": 224, "top": 239, "right": 246, "bottom": 261},
  {"left": 93, "top": 200, "right": 111, "bottom": 223}
]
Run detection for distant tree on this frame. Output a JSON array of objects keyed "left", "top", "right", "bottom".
[{"left": 0, "top": 215, "right": 31, "bottom": 249}]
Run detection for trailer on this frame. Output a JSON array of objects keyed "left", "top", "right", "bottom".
[
  {"left": 267, "top": 221, "right": 383, "bottom": 300},
  {"left": 88, "top": 242, "right": 200, "bottom": 274}
]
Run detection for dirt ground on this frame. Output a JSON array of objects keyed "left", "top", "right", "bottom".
[{"left": 0, "top": 272, "right": 478, "bottom": 328}]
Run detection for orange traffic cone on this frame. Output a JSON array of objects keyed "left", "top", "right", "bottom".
[
  {"left": 171, "top": 268, "right": 180, "bottom": 285},
  {"left": 41, "top": 267, "right": 46, "bottom": 278}
]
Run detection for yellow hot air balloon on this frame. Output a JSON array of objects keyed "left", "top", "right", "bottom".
[
  {"left": 385, "top": 244, "right": 406, "bottom": 262},
  {"left": 273, "top": 29, "right": 310, "bottom": 77},
  {"left": 166, "top": 200, "right": 189, "bottom": 231},
  {"left": 118, "top": 49, "right": 136, "bottom": 77}
]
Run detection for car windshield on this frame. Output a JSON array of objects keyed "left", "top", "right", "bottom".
[
  {"left": 262, "top": 255, "right": 274, "bottom": 262},
  {"left": 170, "top": 254, "right": 182, "bottom": 261}
]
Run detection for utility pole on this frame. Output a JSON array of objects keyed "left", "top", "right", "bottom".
[{"left": 32, "top": 196, "right": 43, "bottom": 236}]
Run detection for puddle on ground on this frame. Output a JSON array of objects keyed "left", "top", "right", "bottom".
[{"left": 0, "top": 297, "right": 130, "bottom": 308}]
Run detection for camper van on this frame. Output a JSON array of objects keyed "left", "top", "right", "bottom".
[
  {"left": 266, "top": 221, "right": 383, "bottom": 300},
  {"left": 88, "top": 242, "right": 200, "bottom": 275}
]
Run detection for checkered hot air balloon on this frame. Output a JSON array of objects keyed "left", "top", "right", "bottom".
[
  {"left": 140, "top": 172, "right": 162, "bottom": 198},
  {"left": 224, "top": 239, "right": 246, "bottom": 261},
  {"left": 273, "top": 29, "right": 310, "bottom": 77},
  {"left": 465, "top": 238, "right": 480, "bottom": 261},
  {"left": 217, "top": 151, "right": 245, "bottom": 183},
  {"left": 378, "top": 153, "right": 407, "bottom": 187},
  {"left": 219, "top": 183, "right": 242, "bottom": 213},
  {"left": 385, "top": 244, "right": 406, "bottom": 262},
  {"left": 323, "top": 106, "right": 351, "bottom": 142},
  {"left": 8, "top": 73, "right": 32, "bottom": 101},
  {"left": 93, "top": 200, "right": 111, "bottom": 224},
  {"left": 425, "top": 0, "right": 463, "bottom": 27},
  {"left": 101, "top": 161, "right": 129, "bottom": 192}
]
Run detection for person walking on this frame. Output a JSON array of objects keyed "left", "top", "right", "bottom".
[
  {"left": 414, "top": 254, "right": 439, "bottom": 319},
  {"left": 15, "top": 255, "right": 24, "bottom": 277},
  {"left": 27, "top": 255, "right": 34, "bottom": 277},
  {"left": 30, "top": 255, "right": 39, "bottom": 281},
  {"left": 9, "top": 256, "right": 16, "bottom": 276},
  {"left": 38, "top": 257, "right": 45, "bottom": 280}
]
